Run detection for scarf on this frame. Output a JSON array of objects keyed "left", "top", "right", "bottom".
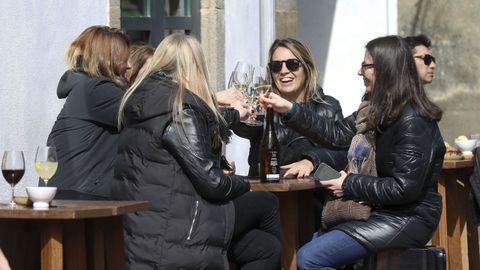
[{"left": 347, "top": 101, "right": 377, "bottom": 177}]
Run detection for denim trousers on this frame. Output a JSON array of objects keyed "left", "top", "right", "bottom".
[{"left": 297, "top": 229, "right": 369, "bottom": 270}]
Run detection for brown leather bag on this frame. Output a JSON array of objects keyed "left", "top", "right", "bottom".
[{"left": 320, "top": 197, "right": 371, "bottom": 231}]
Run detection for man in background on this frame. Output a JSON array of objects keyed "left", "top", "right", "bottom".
[{"left": 404, "top": 34, "right": 437, "bottom": 84}]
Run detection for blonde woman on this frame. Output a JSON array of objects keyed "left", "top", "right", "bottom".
[
  {"left": 47, "top": 25, "right": 130, "bottom": 200},
  {"left": 111, "top": 33, "right": 282, "bottom": 270}
]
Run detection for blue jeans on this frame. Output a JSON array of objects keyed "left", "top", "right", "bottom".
[{"left": 297, "top": 230, "right": 369, "bottom": 270}]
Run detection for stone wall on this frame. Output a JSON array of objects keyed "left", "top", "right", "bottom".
[
  {"left": 276, "top": 0, "right": 298, "bottom": 38},
  {"left": 200, "top": 0, "right": 225, "bottom": 91},
  {"left": 398, "top": 0, "right": 480, "bottom": 143}
]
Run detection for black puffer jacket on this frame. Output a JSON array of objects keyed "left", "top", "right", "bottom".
[
  {"left": 47, "top": 70, "right": 124, "bottom": 199},
  {"left": 285, "top": 103, "right": 445, "bottom": 252},
  {"left": 233, "top": 88, "right": 347, "bottom": 176},
  {"left": 111, "top": 72, "right": 251, "bottom": 269}
]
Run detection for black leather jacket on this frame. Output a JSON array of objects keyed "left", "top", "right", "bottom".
[
  {"left": 232, "top": 88, "right": 347, "bottom": 176},
  {"left": 111, "top": 72, "right": 250, "bottom": 269},
  {"left": 284, "top": 102, "right": 445, "bottom": 252}
]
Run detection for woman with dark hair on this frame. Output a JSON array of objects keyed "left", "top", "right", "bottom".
[
  {"left": 125, "top": 44, "right": 155, "bottom": 87},
  {"left": 233, "top": 38, "right": 347, "bottom": 178},
  {"left": 261, "top": 35, "right": 445, "bottom": 269},
  {"left": 46, "top": 25, "right": 130, "bottom": 200}
]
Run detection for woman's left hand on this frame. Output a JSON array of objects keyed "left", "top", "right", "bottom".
[
  {"left": 317, "top": 171, "right": 347, "bottom": 197},
  {"left": 222, "top": 160, "right": 236, "bottom": 175},
  {"left": 281, "top": 159, "right": 314, "bottom": 178}
]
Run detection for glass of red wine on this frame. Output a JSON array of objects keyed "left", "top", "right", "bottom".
[{"left": 1, "top": 150, "right": 25, "bottom": 208}]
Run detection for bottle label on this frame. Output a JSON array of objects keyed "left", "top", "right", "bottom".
[{"left": 266, "top": 174, "right": 280, "bottom": 180}]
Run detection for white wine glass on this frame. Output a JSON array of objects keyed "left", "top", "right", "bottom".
[
  {"left": 251, "top": 65, "right": 272, "bottom": 115},
  {"left": 228, "top": 61, "right": 262, "bottom": 125},
  {"left": 241, "top": 65, "right": 271, "bottom": 126},
  {"left": 35, "top": 146, "right": 58, "bottom": 186},
  {"left": 228, "top": 61, "right": 253, "bottom": 93},
  {"left": 1, "top": 150, "right": 25, "bottom": 208}
]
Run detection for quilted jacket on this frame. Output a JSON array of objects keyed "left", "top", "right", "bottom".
[
  {"left": 111, "top": 71, "right": 251, "bottom": 269},
  {"left": 284, "top": 102, "right": 446, "bottom": 252}
]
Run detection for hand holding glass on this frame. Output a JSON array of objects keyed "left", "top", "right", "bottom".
[
  {"left": 1, "top": 151, "right": 25, "bottom": 208},
  {"left": 35, "top": 146, "right": 58, "bottom": 186}
]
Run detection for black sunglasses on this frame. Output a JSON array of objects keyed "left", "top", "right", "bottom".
[
  {"left": 414, "top": 54, "right": 436, "bottom": 66},
  {"left": 269, "top": 59, "right": 302, "bottom": 73}
]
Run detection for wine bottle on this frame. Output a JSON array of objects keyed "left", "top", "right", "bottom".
[{"left": 260, "top": 107, "right": 280, "bottom": 183}]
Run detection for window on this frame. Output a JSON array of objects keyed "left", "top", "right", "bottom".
[{"left": 121, "top": 0, "right": 200, "bottom": 45}]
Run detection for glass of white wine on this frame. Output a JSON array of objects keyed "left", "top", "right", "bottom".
[
  {"left": 35, "top": 146, "right": 58, "bottom": 186},
  {"left": 228, "top": 61, "right": 253, "bottom": 93}
]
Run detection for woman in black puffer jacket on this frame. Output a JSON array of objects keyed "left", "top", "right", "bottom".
[
  {"left": 261, "top": 35, "right": 445, "bottom": 269},
  {"left": 111, "top": 33, "right": 282, "bottom": 270}
]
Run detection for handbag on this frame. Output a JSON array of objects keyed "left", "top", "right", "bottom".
[{"left": 320, "top": 196, "right": 371, "bottom": 231}]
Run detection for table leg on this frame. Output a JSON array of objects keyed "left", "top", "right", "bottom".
[
  {"left": 64, "top": 220, "right": 87, "bottom": 270},
  {"left": 276, "top": 190, "right": 314, "bottom": 270},
  {"left": 104, "top": 216, "right": 125, "bottom": 270},
  {"left": 87, "top": 218, "right": 106, "bottom": 270},
  {"left": 87, "top": 216, "right": 125, "bottom": 270},
  {"left": 40, "top": 221, "right": 63, "bottom": 270},
  {"left": 432, "top": 168, "right": 479, "bottom": 270},
  {"left": 431, "top": 173, "right": 448, "bottom": 264}
]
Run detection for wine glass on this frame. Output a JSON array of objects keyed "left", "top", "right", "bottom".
[
  {"left": 35, "top": 146, "right": 58, "bottom": 186},
  {"left": 228, "top": 61, "right": 253, "bottom": 93},
  {"left": 251, "top": 65, "right": 272, "bottom": 114},
  {"left": 228, "top": 61, "right": 264, "bottom": 126},
  {"left": 1, "top": 150, "right": 25, "bottom": 208}
]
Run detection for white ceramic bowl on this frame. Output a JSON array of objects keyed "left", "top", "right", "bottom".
[
  {"left": 26, "top": 187, "right": 57, "bottom": 209},
  {"left": 454, "top": 139, "right": 477, "bottom": 155}
]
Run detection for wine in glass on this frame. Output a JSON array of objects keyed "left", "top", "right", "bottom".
[
  {"left": 228, "top": 61, "right": 253, "bottom": 93},
  {"left": 35, "top": 146, "right": 58, "bottom": 186},
  {"left": 252, "top": 65, "right": 272, "bottom": 114},
  {"left": 1, "top": 150, "right": 25, "bottom": 208}
]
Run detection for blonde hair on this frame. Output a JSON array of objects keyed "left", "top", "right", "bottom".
[
  {"left": 65, "top": 25, "right": 130, "bottom": 86},
  {"left": 268, "top": 38, "right": 324, "bottom": 103},
  {"left": 119, "top": 33, "right": 222, "bottom": 133}
]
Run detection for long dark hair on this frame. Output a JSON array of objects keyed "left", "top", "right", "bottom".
[{"left": 366, "top": 35, "right": 442, "bottom": 129}]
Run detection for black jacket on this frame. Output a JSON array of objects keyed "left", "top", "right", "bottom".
[
  {"left": 285, "top": 103, "right": 445, "bottom": 252},
  {"left": 111, "top": 72, "right": 250, "bottom": 269},
  {"left": 46, "top": 70, "right": 124, "bottom": 199},
  {"left": 232, "top": 89, "right": 347, "bottom": 176}
]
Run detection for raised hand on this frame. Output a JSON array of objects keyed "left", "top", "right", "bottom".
[{"left": 259, "top": 91, "right": 293, "bottom": 113}]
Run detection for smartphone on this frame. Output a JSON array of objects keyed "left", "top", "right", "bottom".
[
  {"left": 220, "top": 156, "right": 233, "bottom": 171},
  {"left": 313, "top": 163, "right": 340, "bottom": 181}
]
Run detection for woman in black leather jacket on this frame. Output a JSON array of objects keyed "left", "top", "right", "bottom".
[
  {"left": 232, "top": 38, "right": 347, "bottom": 177},
  {"left": 261, "top": 36, "right": 445, "bottom": 269},
  {"left": 111, "top": 33, "right": 282, "bottom": 270}
]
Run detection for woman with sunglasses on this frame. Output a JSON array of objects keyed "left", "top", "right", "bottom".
[
  {"left": 232, "top": 38, "right": 347, "bottom": 179},
  {"left": 261, "top": 35, "right": 445, "bottom": 269}
]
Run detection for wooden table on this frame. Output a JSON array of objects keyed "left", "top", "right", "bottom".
[
  {"left": 431, "top": 159, "right": 479, "bottom": 270},
  {"left": 0, "top": 200, "right": 148, "bottom": 270},
  {"left": 250, "top": 178, "right": 317, "bottom": 270}
]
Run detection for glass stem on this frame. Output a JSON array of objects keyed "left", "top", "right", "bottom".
[{"left": 10, "top": 183, "right": 15, "bottom": 206}]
